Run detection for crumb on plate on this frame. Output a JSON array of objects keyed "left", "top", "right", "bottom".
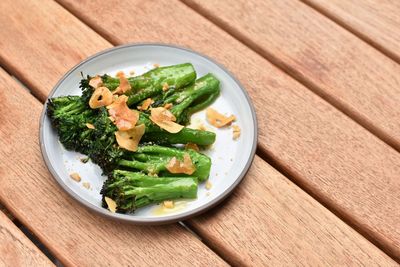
[
  {"left": 232, "top": 125, "right": 241, "bottom": 140},
  {"left": 70, "top": 172, "right": 81, "bottom": 182},
  {"left": 163, "top": 200, "right": 174, "bottom": 209},
  {"left": 205, "top": 180, "right": 212, "bottom": 190},
  {"left": 82, "top": 182, "right": 91, "bottom": 189}
]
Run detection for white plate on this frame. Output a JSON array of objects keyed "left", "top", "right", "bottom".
[{"left": 40, "top": 43, "right": 257, "bottom": 224}]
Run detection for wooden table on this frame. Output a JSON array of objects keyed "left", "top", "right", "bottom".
[{"left": 0, "top": 0, "right": 399, "bottom": 265}]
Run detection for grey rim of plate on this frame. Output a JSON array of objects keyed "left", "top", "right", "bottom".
[{"left": 39, "top": 43, "right": 258, "bottom": 225}]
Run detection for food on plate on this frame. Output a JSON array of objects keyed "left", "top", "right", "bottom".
[
  {"left": 163, "top": 201, "right": 174, "bottom": 209},
  {"left": 206, "top": 108, "right": 236, "bottom": 128},
  {"left": 101, "top": 170, "right": 197, "bottom": 213},
  {"left": 185, "top": 143, "right": 200, "bottom": 152},
  {"left": 137, "top": 98, "right": 153, "bottom": 111},
  {"left": 47, "top": 63, "right": 230, "bottom": 213},
  {"left": 205, "top": 180, "right": 212, "bottom": 190},
  {"left": 82, "top": 182, "right": 91, "bottom": 189},
  {"left": 70, "top": 172, "right": 81, "bottom": 182},
  {"left": 232, "top": 125, "right": 241, "bottom": 140},
  {"left": 150, "top": 107, "right": 184, "bottom": 133}
]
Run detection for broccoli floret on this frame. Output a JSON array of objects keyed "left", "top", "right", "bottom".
[
  {"left": 47, "top": 63, "right": 222, "bottom": 213},
  {"left": 47, "top": 96, "right": 214, "bottom": 174},
  {"left": 87, "top": 107, "right": 127, "bottom": 173},
  {"left": 47, "top": 96, "right": 96, "bottom": 154}
]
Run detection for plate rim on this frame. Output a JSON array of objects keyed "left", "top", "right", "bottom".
[{"left": 39, "top": 42, "right": 258, "bottom": 225}]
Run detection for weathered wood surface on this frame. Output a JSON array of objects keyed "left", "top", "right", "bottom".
[
  {"left": 0, "top": 211, "right": 54, "bottom": 266},
  {"left": 0, "top": 67, "right": 227, "bottom": 266},
  {"left": 303, "top": 0, "right": 400, "bottom": 63},
  {"left": 0, "top": 0, "right": 399, "bottom": 263},
  {"left": 182, "top": 0, "right": 400, "bottom": 152},
  {"left": 56, "top": 0, "right": 400, "bottom": 260}
]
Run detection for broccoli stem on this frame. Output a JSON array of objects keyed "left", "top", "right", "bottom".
[
  {"left": 127, "top": 63, "right": 196, "bottom": 105},
  {"left": 118, "top": 159, "right": 167, "bottom": 173},
  {"left": 98, "top": 63, "right": 196, "bottom": 105},
  {"left": 49, "top": 64, "right": 220, "bottom": 212},
  {"left": 179, "top": 91, "right": 220, "bottom": 124},
  {"left": 142, "top": 129, "right": 215, "bottom": 146},
  {"left": 102, "top": 63, "right": 196, "bottom": 91},
  {"left": 117, "top": 145, "right": 211, "bottom": 181},
  {"left": 138, "top": 113, "right": 216, "bottom": 146},
  {"left": 168, "top": 74, "right": 220, "bottom": 123},
  {"left": 111, "top": 170, "right": 198, "bottom": 187},
  {"left": 126, "top": 179, "right": 197, "bottom": 205},
  {"left": 102, "top": 170, "right": 198, "bottom": 213}
]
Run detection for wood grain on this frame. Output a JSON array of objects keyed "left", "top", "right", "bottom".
[
  {"left": 0, "top": 0, "right": 111, "bottom": 102},
  {"left": 0, "top": 1, "right": 398, "bottom": 264},
  {"left": 0, "top": 211, "right": 53, "bottom": 266},
  {"left": 0, "top": 204, "right": 14, "bottom": 220},
  {"left": 182, "top": 0, "right": 400, "bottom": 152},
  {"left": 0, "top": 69, "right": 226, "bottom": 266},
  {"left": 55, "top": 0, "right": 400, "bottom": 260},
  {"left": 0, "top": 71, "right": 395, "bottom": 267},
  {"left": 303, "top": 0, "right": 400, "bottom": 63},
  {"left": 190, "top": 157, "right": 395, "bottom": 266}
]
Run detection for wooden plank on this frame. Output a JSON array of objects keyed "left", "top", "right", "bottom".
[
  {"left": 0, "top": 69, "right": 226, "bottom": 266},
  {"left": 0, "top": 71, "right": 394, "bottom": 267},
  {"left": 190, "top": 157, "right": 395, "bottom": 266},
  {"left": 54, "top": 0, "right": 400, "bottom": 260},
  {"left": 0, "top": 2, "right": 398, "bottom": 262},
  {"left": 303, "top": 0, "right": 400, "bottom": 63},
  {"left": 0, "top": 204, "right": 14, "bottom": 220},
  {"left": 0, "top": 0, "right": 111, "bottom": 102},
  {"left": 0, "top": 211, "right": 53, "bottom": 266},
  {"left": 182, "top": 0, "right": 400, "bottom": 152}
]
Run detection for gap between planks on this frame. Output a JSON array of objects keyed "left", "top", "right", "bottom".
[
  {"left": 0, "top": 169, "right": 58, "bottom": 265},
  {"left": 13, "top": 0, "right": 400, "bottom": 262},
  {"left": 254, "top": 147, "right": 400, "bottom": 264},
  {"left": 4, "top": 55, "right": 395, "bottom": 263},
  {"left": 178, "top": 221, "right": 237, "bottom": 266},
  {"left": 300, "top": 0, "right": 400, "bottom": 65},
  {"left": 0, "top": 49, "right": 297, "bottom": 266},
  {"left": 21, "top": 0, "right": 400, "bottom": 262},
  {"left": 12, "top": 219, "right": 60, "bottom": 265},
  {"left": 0, "top": 202, "right": 59, "bottom": 265},
  {"left": 54, "top": 0, "right": 120, "bottom": 47},
  {"left": 0, "top": 70, "right": 217, "bottom": 264},
  {"left": 179, "top": 0, "right": 400, "bottom": 154},
  {"left": 175, "top": 0, "right": 400, "bottom": 261}
]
